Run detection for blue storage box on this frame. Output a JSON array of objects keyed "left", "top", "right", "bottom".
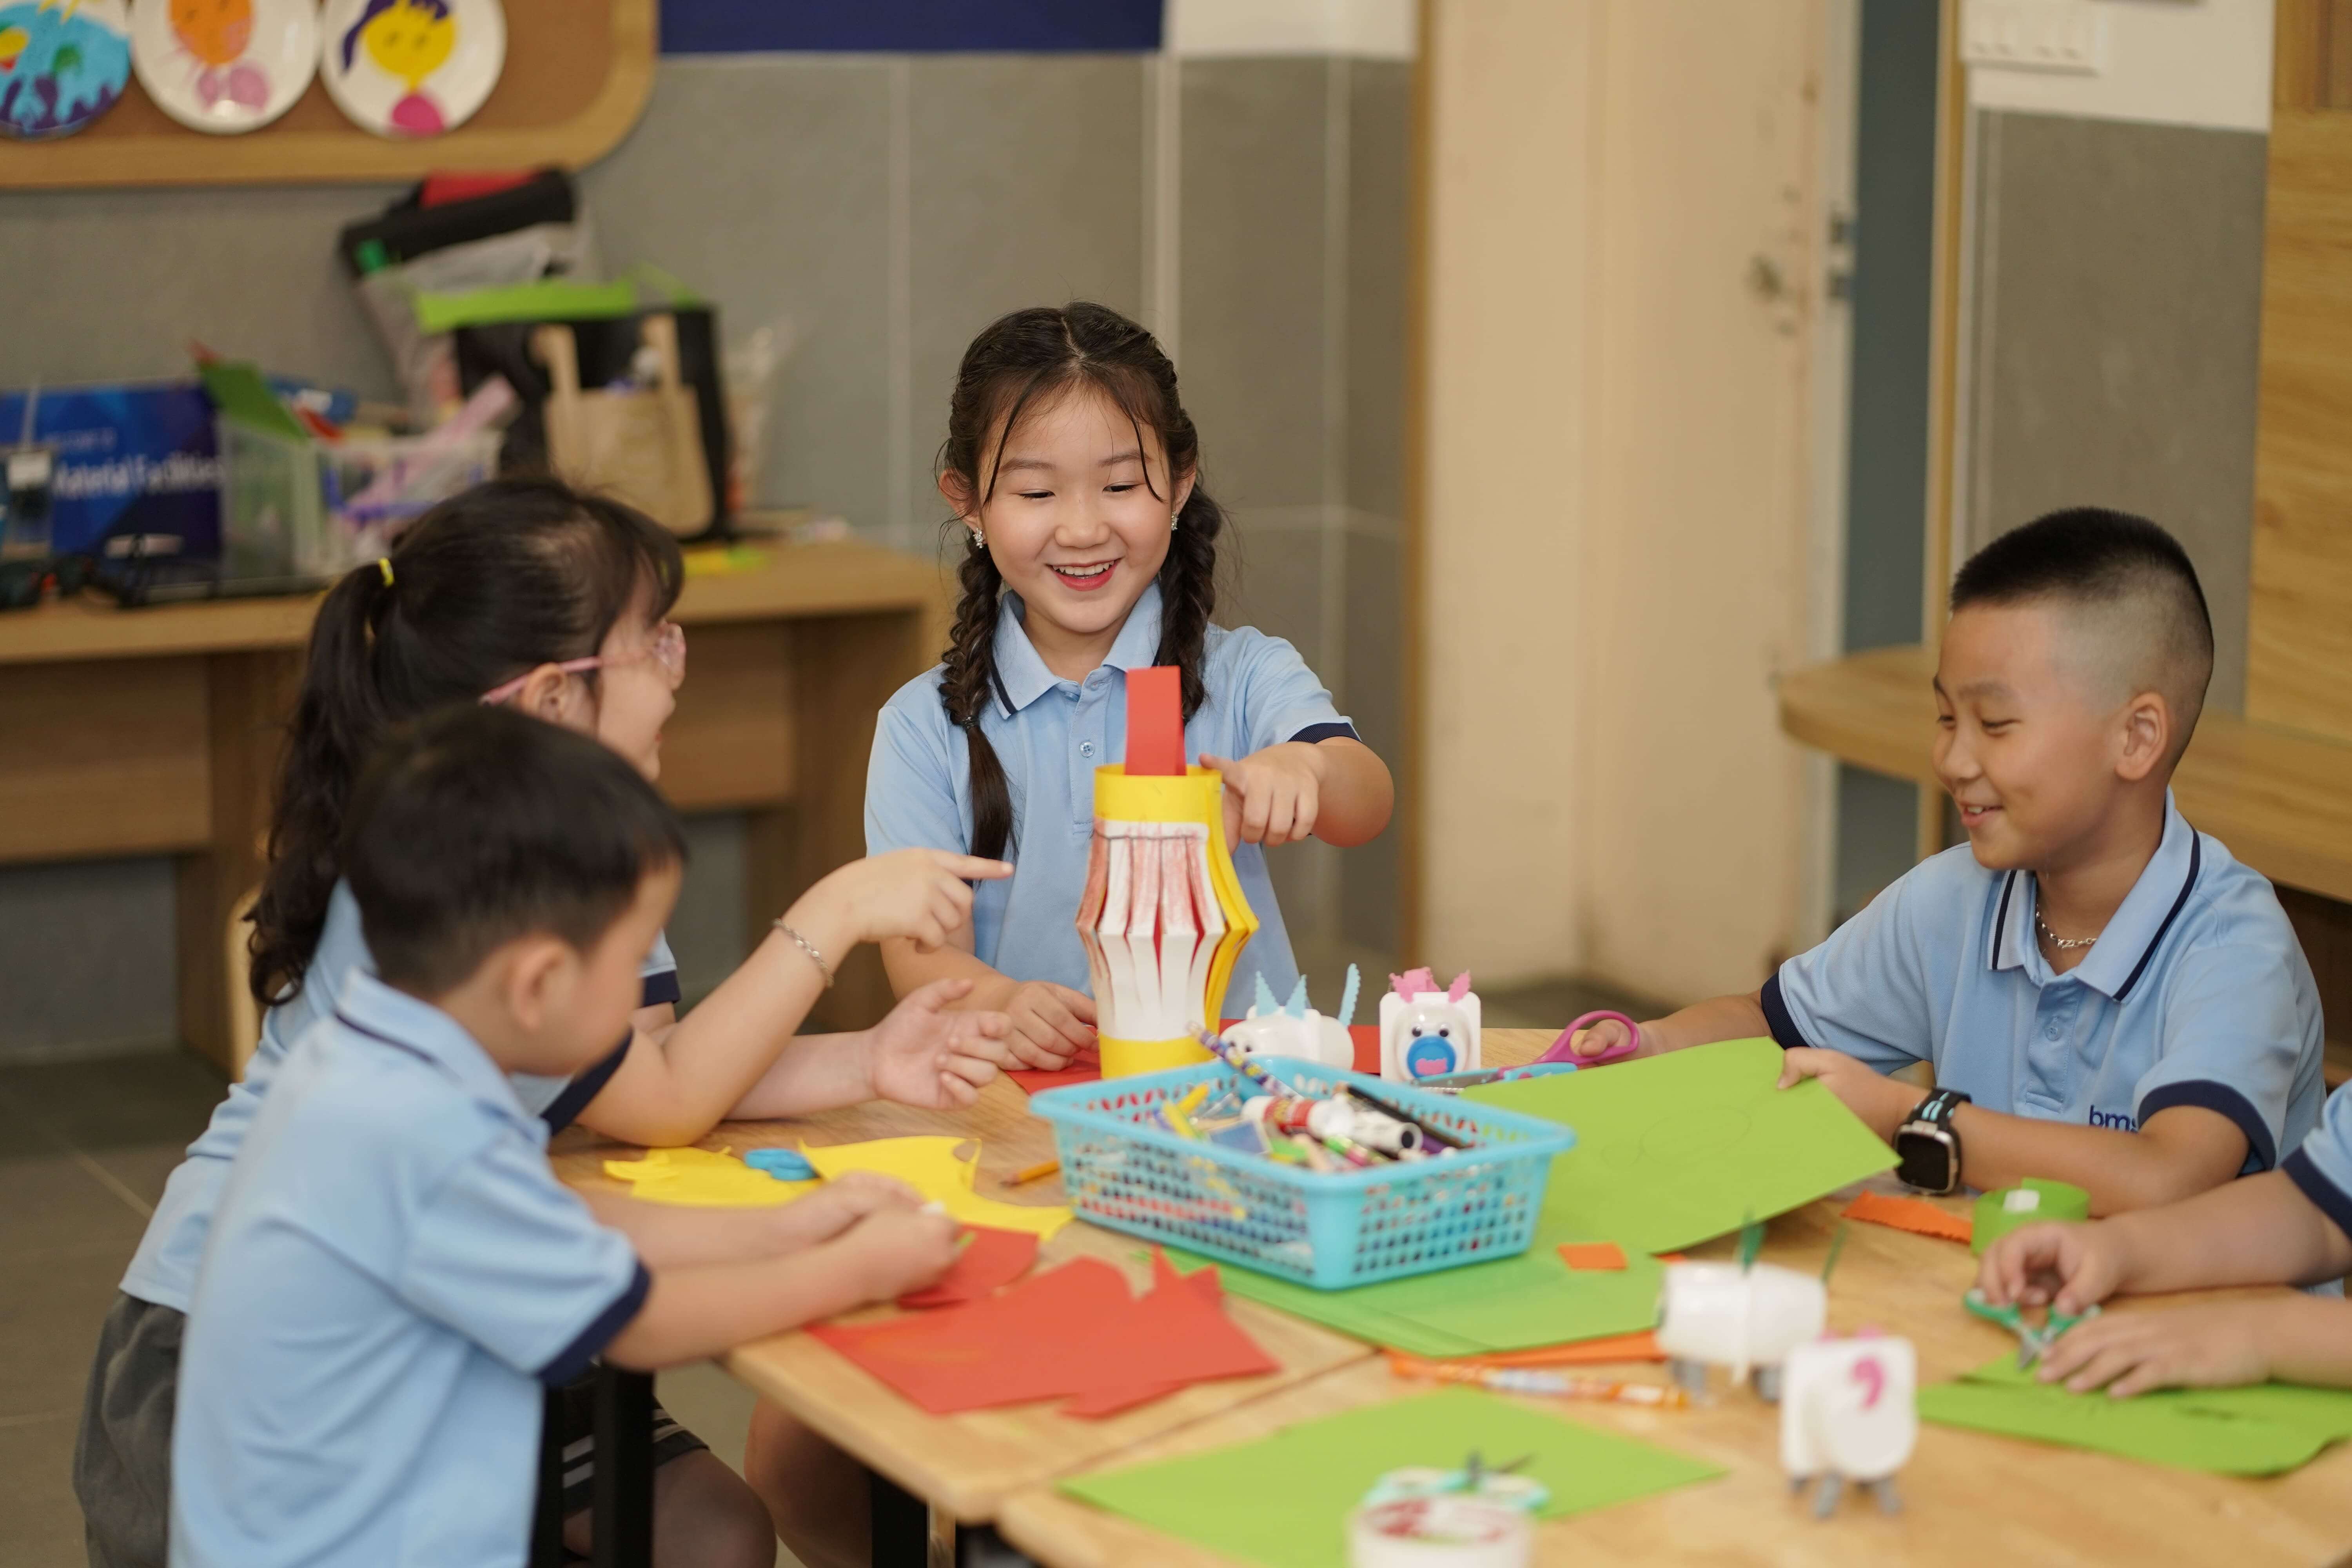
[{"left": 1031, "top": 1059, "right": 1575, "bottom": 1290}]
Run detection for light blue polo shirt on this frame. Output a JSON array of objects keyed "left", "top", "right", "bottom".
[
  {"left": 171, "top": 971, "right": 648, "bottom": 1568},
  {"left": 2286, "top": 1086, "right": 2352, "bottom": 1249},
  {"left": 866, "top": 581, "right": 1355, "bottom": 1018},
  {"left": 1765, "top": 794, "right": 2324, "bottom": 1173},
  {"left": 120, "top": 882, "right": 676, "bottom": 1314}
]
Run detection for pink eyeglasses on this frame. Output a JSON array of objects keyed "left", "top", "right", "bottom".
[{"left": 479, "top": 621, "right": 687, "bottom": 707}]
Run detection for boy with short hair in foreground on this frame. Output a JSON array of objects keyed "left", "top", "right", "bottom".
[
  {"left": 171, "top": 706, "right": 960, "bottom": 1568},
  {"left": 1974, "top": 1087, "right": 2352, "bottom": 1398},
  {"left": 1567, "top": 509, "right": 2324, "bottom": 1213}
]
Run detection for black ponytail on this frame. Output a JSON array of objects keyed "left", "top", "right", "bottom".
[
  {"left": 935, "top": 301, "right": 1225, "bottom": 861},
  {"left": 248, "top": 477, "right": 683, "bottom": 1006}
]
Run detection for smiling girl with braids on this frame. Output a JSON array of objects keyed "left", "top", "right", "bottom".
[{"left": 862, "top": 302, "right": 1395, "bottom": 1062}]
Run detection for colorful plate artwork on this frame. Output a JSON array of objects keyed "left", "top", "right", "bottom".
[
  {"left": 130, "top": 0, "right": 317, "bottom": 134},
  {"left": 0, "top": 0, "right": 132, "bottom": 140},
  {"left": 317, "top": 0, "right": 502, "bottom": 140}
]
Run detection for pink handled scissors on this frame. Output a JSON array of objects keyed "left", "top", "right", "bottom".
[{"left": 1535, "top": 1009, "right": 1642, "bottom": 1067}]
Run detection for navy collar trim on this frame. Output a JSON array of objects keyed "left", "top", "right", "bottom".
[
  {"left": 1988, "top": 829, "right": 2203, "bottom": 1002},
  {"left": 332, "top": 1009, "right": 438, "bottom": 1066}
]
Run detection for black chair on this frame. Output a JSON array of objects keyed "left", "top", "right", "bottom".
[{"left": 531, "top": 1365, "right": 656, "bottom": 1568}]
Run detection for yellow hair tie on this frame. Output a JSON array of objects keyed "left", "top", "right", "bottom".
[{"left": 376, "top": 557, "right": 394, "bottom": 588}]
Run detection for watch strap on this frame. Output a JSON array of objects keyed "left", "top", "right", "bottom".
[{"left": 1907, "top": 1087, "right": 1971, "bottom": 1127}]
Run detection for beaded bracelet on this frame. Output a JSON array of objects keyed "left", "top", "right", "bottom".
[{"left": 770, "top": 920, "right": 834, "bottom": 988}]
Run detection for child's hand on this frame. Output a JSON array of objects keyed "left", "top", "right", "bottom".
[
  {"left": 1002, "top": 980, "right": 1096, "bottom": 1067},
  {"left": 1202, "top": 744, "right": 1326, "bottom": 846},
  {"left": 1562, "top": 1017, "right": 1646, "bottom": 1060},
  {"left": 801, "top": 848, "right": 1011, "bottom": 952},
  {"left": 1976, "top": 1220, "right": 2131, "bottom": 1317},
  {"left": 780, "top": 1171, "right": 924, "bottom": 1243},
  {"left": 838, "top": 1205, "right": 963, "bottom": 1301},
  {"left": 865, "top": 978, "right": 1017, "bottom": 1109},
  {"left": 1775, "top": 1047, "right": 1916, "bottom": 1140},
  {"left": 2033, "top": 1300, "right": 2278, "bottom": 1397}
]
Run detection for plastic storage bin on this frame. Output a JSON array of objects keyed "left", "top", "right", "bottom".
[
  {"left": 1031, "top": 1058, "right": 1576, "bottom": 1289},
  {"left": 216, "top": 417, "right": 501, "bottom": 581}
]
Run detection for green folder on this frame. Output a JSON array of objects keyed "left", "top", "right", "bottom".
[
  {"left": 1464, "top": 1037, "right": 1897, "bottom": 1253},
  {"left": 1059, "top": 1387, "right": 1723, "bottom": 1568}
]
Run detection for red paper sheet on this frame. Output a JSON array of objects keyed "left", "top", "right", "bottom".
[
  {"left": 897, "top": 1227, "right": 1039, "bottom": 1308},
  {"left": 1005, "top": 1024, "right": 1381, "bottom": 1095},
  {"left": 1123, "top": 666, "right": 1187, "bottom": 775},
  {"left": 1842, "top": 1191, "right": 1973, "bottom": 1244},
  {"left": 813, "top": 1252, "right": 1276, "bottom": 1417}
]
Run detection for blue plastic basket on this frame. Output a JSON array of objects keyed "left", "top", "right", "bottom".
[{"left": 1030, "top": 1058, "right": 1576, "bottom": 1289}]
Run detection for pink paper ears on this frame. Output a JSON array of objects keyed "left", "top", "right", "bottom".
[{"left": 1390, "top": 967, "right": 1472, "bottom": 1002}]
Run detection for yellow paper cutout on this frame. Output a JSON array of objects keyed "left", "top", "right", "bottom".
[
  {"left": 800, "top": 1135, "right": 1074, "bottom": 1240},
  {"left": 603, "top": 1145, "right": 820, "bottom": 1208}
]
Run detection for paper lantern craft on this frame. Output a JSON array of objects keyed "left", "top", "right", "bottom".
[
  {"left": 0, "top": 0, "right": 130, "bottom": 139},
  {"left": 131, "top": 0, "right": 316, "bottom": 132},
  {"left": 318, "top": 0, "right": 503, "bottom": 139},
  {"left": 1077, "top": 665, "right": 1258, "bottom": 1079}
]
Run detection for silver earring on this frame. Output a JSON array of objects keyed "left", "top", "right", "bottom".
[
  {"left": 1171, "top": 512, "right": 1180, "bottom": 532},
  {"left": 970, "top": 527, "right": 985, "bottom": 549}
]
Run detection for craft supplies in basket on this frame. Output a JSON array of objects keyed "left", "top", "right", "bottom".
[{"left": 1030, "top": 1055, "right": 1574, "bottom": 1290}]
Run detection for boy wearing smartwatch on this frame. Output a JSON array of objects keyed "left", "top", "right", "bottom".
[{"left": 1567, "top": 510, "right": 2324, "bottom": 1214}]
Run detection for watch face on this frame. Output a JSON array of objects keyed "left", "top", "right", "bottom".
[{"left": 1896, "top": 1127, "right": 1955, "bottom": 1192}]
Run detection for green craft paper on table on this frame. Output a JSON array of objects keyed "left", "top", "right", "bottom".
[
  {"left": 1058, "top": 1387, "right": 1722, "bottom": 1568},
  {"left": 1464, "top": 1037, "right": 1896, "bottom": 1253},
  {"left": 1165, "top": 1234, "right": 1662, "bottom": 1357},
  {"left": 1917, "top": 1354, "right": 2352, "bottom": 1475}
]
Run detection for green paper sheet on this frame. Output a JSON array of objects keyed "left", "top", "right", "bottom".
[
  {"left": 1947, "top": 1354, "right": 2352, "bottom": 1445},
  {"left": 1917, "top": 1381, "right": 2334, "bottom": 1476},
  {"left": 1464, "top": 1038, "right": 1896, "bottom": 1253},
  {"left": 1166, "top": 1236, "right": 1662, "bottom": 1357},
  {"left": 1059, "top": 1387, "right": 1723, "bottom": 1568}
]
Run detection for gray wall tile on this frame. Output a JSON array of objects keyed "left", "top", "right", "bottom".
[
  {"left": 1346, "top": 61, "right": 1411, "bottom": 521},
  {"left": 1340, "top": 525, "right": 1402, "bottom": 954},
  {"left": 1219, "top": 513, "right": 1327, "bottom": 674},
  {"left": 1965, "top": 111, "right": 2265, "bottom": 714},
  {"left": 587, "top": 57, "right": 896, "bottom": 531},
  {"left": 0, "top": 858, "right": 176, "bottom": 1059},
  {"left": 0, "top": 183, "right": 406, "bottom": 395},
  {"left": 1181, "top": 58, "right": 1330, "bottom": 512},
  {"left": 670, "top": 813, "right": 750, "bottom": 1005},
  {"left": 907, "top": 55, "right": 1148, "bottom": 538}
]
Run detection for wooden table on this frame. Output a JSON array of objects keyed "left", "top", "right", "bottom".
[
  {"left": 0, "top": 534, "right": 952, "bottom": 1069},
  {"left": 991, "top": 1029, "right": 2352, "bottom": 1568}
]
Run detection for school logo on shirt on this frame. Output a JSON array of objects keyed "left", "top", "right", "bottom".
[{"left": 2086, "top": 1106, "right": 2138, "bottom": 1131}]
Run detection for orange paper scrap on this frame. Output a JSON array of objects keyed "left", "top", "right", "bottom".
[
  {"left": 1842, "top": 1191, "right": 1973, "bottom": 1244},
  {"left": 1441, "top": 1332, "right": 1665, "bottom": 1370},
  {"left": 1557, "top": 1242, "right": 1629, "bottom": 1272}
]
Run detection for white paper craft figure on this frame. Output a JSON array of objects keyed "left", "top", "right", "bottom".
[
  {"left": 1378, "top": 968, "right": 1481, "bottom": 1084},
  {"left": 1779, "top": 1335, "right": 1917, "bottom": 1517},
  {"left": 1655, "top": 1260, "right": 1828, "bottom": 1402},
  {"left": 1220, "top": 967, "right": 1359, "bottom": 1071}
]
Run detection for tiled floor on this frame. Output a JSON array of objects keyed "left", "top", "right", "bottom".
[{"left": 0, "top": 1047, "right": 784, "bottom": 1568}]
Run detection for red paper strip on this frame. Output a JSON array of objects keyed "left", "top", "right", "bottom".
[
  {"left": 813, "top": 1251, "right": 1277, "bottom": 1417},
  {"left": 897, "top": 1226, "right": 1039, "bottom": 1308},
  {"left": 1842, "top": 1191, "right": 1973, "bottom": 1244},
  {"left": 1557, "top": 1242, "right": 1629, "bottom": 1272},
  {"left": 1124, "top": 666, "right": 1186, "bottom": 776}
]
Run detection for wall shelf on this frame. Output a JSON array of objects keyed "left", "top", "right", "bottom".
[{"left": 1778, "top": 645, "right": 2352, "bottom": 908}]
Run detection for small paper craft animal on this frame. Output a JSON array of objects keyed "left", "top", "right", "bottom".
[
  {"left": 1218, "top": 965, "right": 1359, "bottom": 1071},
  {"left": 1655, "top": 1259, "right": 1827, "bottom": 1402},
  {"left": 1378, "top": 967, "right": 1481, "bottom": 1083},
  {"left": 1779, "top": 1336, "right": 1917, "bottom": 1517}
]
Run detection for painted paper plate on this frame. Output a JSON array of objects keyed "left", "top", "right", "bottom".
[
  {"left": 317, "top": 0, "right": 502, "bottom": 139},
  {"left": 131, "top": 0, "right": 316, "bottom": 134},
  {"left": 0, "top": 0, "right": 131, "bottom": 140}
]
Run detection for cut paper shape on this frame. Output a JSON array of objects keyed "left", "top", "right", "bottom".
[
  {"left": 1167, "top": 1231, "right": 1662, "bottom": 1359},
  {"left": 603, "top": 1146, "right": 818, "bottom": 1208},
  {"left": 1007, "top": 1041, "right": 1103, "bottom": 1094},
  {"left": 1961, "top": 1355, "right": 2352, "bottom": 1437},
  {"left": 800, "top": 1135, "right": 1073, "bottom": 1240},
  {"left": 1918, "top": 1376, "right": 2342, "bottom": 1477},
  {"left": 1442, "top": 1331, "right": 1664, "bottom": 1370},
  {"left": 1559, "top": 1241, "right": 1629, "bottom": 1271},
  {"left": 813, "top": 1252, "right": 1276, "bottom": 1417},
  {"left": 1465, "top": 1038, "right": 1896, "bottom": 1254},
  {"left": 1123, "top": 664, "right": 1185, "bottom": 776},
  {"left": 1059, "top": 1387, "right": 1725, "bottom": 1568},
  {"left": 1842, "top": 1191, "right": 1973, "bottom": 1244},
  {"left": 896, "top": 1226, "right": 1038, "bottom": 1309},
  {"left": 744, "top": 1147, "right": 817, "bottom": 1182}
]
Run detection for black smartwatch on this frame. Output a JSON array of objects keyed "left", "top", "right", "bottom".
[{"left": 1895, "top": 1088, "right": 1971, "bottom": 1194}]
